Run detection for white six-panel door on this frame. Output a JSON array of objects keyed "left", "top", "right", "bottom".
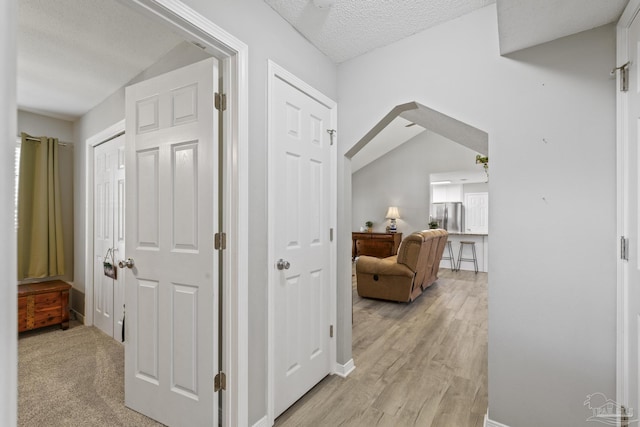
[
  {"left": 271, "top": 70, "right": 334, "bottom": 418},
  {"left": 93, "top": 135, "right": 125, "bottom": 339},
  {"left": 464, "top": 192, "right": 488, "bottom": 234},
  {"left": 124, "top": 57, "right": 218, "bottom": 427}
]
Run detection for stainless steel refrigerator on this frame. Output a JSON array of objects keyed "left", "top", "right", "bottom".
[{"left": 431, "top": 202, "right": 463, "bottom": 233}]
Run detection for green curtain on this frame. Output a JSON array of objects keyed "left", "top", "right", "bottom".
[{"left": 17, "top": 133, "right": 65, "bottom": 280}]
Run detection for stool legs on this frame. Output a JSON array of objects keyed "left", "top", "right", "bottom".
[
  {"left": 457, "top": 241, "right": 479, "bottom": 273},
  {"left": 441, "top": 241, "right": 456, "bottom": 271}
]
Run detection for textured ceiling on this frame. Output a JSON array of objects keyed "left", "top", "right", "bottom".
[
  {"left": 497, "top": 0, "right": 628, "bottom": 54},
  {"left": 264, "top": 0, "right": 496, "bottom": 63},
  {"left": 266, "top": 0, "right": 629, "bottom": 63},
  {"left": 18, "top": 0, "right": 184, "bottom": 121}
]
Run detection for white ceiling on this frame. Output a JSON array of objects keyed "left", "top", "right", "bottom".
[
  {"left": 18, "top": 0, "right": 184, "bottom": 121},
  {"left": 497, "top": 0, "right": 628, "bottom": 54},
  {"left": 265, "top": 0, "right": 628, "bottom": 63},
  {"left": 265, "top": 0, "right": 496, "bottom": 63},
  {"left": 430, "top": 169, "right": 488, "bottom": 185},
  {"left": 400, "top": 103, "right": 488, "bottom": 155},
  {"left": 348, "top": 101, "right": 488, "bottom": 172},
  {"left": 351, "top": 117, "right": 424, "bottom": 173}
]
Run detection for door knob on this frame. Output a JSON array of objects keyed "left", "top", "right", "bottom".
[
  {"left": 276, "top": 259, "right": 290, "bottom": 270},
  {"left": 118, "top": 258, "right": 135, "bottom": 269}
]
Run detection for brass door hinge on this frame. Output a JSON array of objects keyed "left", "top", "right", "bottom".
[
  {"left": 215, "top": 232, "right": 227, "bottom": 250},
  {"left": 215, "top": 92, "right": 227, "bottom": 111},
  {"left": 214, "top": 371, "right": 226, "bottom": 392}
]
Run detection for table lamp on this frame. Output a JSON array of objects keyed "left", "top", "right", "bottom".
[{"left": 386, "top": 206, "right": 400, "bottom": 233}]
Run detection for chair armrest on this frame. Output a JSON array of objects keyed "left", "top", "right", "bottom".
[{"left": 356, "top": 256, "right": 414, "bottom": 278}]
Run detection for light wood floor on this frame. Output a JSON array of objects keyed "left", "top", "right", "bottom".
[{"left": 275, "top": 266, "right": 488, "bottom": 427}]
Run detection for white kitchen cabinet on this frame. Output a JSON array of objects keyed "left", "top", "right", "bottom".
[{"left": 431, "top": 183, "right": 463, "bottom": 203}]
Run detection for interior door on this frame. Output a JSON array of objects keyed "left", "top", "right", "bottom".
[
  {"left": 464, "top": 192, "right": 488, "bottom": 234},
  {"left": 621, "top": 7, "right": 640, "bottom": 423},
  {"left": 93, "top": 135, "right": 125, "bottom": 339},
  {"left": 271, "top": 75, "right": 333, "bottom": 417},
  {"left": 124, "top": 57, "right": 218, "bottom": 427}
]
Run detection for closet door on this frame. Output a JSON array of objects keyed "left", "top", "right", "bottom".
[{"left": 93, "top": 135, "right": 125, "bottom": 338}]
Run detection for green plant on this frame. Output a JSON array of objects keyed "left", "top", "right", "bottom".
[
  {"left": 428, "top": 220, "right": 439, "bottom": 229},
  {"left": 475, "top": 154, "right": 488, "bottom": 168},
  {"left": 365, "top": 221, "right": 373, "bottom": 228},
  {"left": 476, "top": 154, "right": 489, "bottom": 180}
]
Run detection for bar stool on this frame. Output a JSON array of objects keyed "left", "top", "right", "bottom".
[
  {"left": 457, "top": 241, "right": 478, "bottom": 273},
  {"left": 441, "top": 241, "right": 457, "bottom": 271}
]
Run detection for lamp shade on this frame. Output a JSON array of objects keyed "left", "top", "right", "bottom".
[{"left": 385, "top": 206, "right": 400, "bottom": 219}]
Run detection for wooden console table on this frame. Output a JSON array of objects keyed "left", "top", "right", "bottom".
[
  {"left": 18, "top": 280, "right": 71, "bottom": 332},
  {"left": 352, "top": 232, "right": 402, "bottom": 260}
]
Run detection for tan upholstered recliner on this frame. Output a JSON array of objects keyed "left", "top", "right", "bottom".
[{"left": 356, "top": 229, "right": 449, "bottom": 302}]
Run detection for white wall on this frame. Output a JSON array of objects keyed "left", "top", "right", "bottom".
[
  {"left": 71, "top": 3, "right": 337, "bottom": 424},
  {"left": 17, "top": 110, "right": 74, "bottom": 285},
  {"left": 352, "top": 130, "right": 480, "bottom": 234},
  {"left": 338, "top": 5, "right": 616, "bottom": 427},
  {"left": 18, "top": 110, "right": 73, "bottom": 141},
  {"left": 0, "top": 1, "right": 17, "bottom": 425}
]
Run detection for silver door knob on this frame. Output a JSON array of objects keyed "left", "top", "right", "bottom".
[
  {"left": 118, "top": 258, "right": 135, "bottom": 269},
  {"left": 277, "top": 259, "right": 290, "bottom": 270}
]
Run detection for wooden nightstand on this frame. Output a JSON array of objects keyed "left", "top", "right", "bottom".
[
  {"left": 18, "top": 280, "right": 71, "bottom": 333},
  {"left": 352, "top": 232, "right": 402, "bottom": 260}
]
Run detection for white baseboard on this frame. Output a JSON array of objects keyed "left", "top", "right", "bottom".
[
  {"left": 485, "top": 412, "right": 511, "bottom": 427},
  {"left": 334, "top": 358, "right": 356, "bottom": 378},
  {"left": 251, "top": 415, "right": 269, "bottom": 427},
  {"left": 71, "top": 309, "right": 85, "bottom": 325}
]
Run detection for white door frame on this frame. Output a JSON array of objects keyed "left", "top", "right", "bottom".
[
  {"left": 0, "top": 2, "right": 17, "bottom": 426},
  {"left": 616, "top": 0, "right": 640, "bottom": 409},
  {"left": 266, "top": 60, "right": 338, "bottom": 425},
  {"left": 82, "top": 1, "right": 249, "bottom": 425}
]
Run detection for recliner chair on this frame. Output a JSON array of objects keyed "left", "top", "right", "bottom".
[{"left": 355, "top": 229, "right": 449, "bottom": 302}]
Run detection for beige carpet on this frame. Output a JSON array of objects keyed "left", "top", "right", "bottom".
[{"left": 19, "top": 322, "right": 164, "bottom": 427}]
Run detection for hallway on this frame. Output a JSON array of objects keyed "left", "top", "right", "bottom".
[{"left": 275, "top": 268, "right": 488, "bottom": 426}]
